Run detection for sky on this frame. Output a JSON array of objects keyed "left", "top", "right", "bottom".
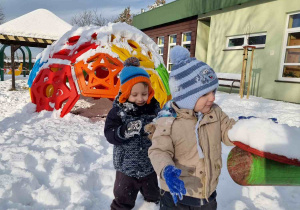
[{"left": 0, "top": 0, "right": 175, "bottom": 58}]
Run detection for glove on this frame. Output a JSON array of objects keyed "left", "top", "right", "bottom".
[
  {"left": 163, "top": 165, "right": 186, "bottom": 205},
  {"left": 238, "top": 116, "right": 256, "bottom": 120},
  {"left": 124, "top": 120, "right": 142, "bottom": 138},
  {"left": 238, "top": 116, "right": 278, "bottom": 123},
  {"left": 268, "top": 118, "right": 278, "bottom": 123}
]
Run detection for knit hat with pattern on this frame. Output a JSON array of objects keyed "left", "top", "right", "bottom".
[
  {"left": 169, "top": 46, "right": 219, "bottom": 110},
  {"left": 119, "top": 57, "right": 154, "bottom": 104}
]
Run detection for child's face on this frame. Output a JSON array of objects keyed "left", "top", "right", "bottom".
[
  {"left": 128, "top": 83, "right": 149, "bottom": 106},
  {"left": 194, "top": 90, "right": 216, "bottom": 113}
]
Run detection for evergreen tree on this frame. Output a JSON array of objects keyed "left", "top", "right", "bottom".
[
  {"left": 114, "top": 7, "right": 132, "bottom": 25},
  {"left": 148, "top": 0, "right": 166, "bottom": 10}
]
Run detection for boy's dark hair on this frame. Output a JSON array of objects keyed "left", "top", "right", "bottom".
[{"left": 141, "top": 82, "right": 149, "bottom": 88}]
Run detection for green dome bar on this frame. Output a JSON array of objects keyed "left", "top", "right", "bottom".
[{"left": 227, "top": 147, "right": 300, "bottom": 186}]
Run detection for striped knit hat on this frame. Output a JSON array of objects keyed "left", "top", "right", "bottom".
[
  {"left": 119, "top": 57, "right": 154, "bottom": 104},
  {"left": 169, "top": 46, "right": 219, "bottom": 110}
]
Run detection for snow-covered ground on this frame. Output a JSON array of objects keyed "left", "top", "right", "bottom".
[{"left": 0, "top": 75, "right": 300, "bottom": 210}]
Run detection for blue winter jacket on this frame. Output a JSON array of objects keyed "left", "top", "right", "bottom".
[{"left": 104, "top": 94, "right": 161, "bottom": 178}]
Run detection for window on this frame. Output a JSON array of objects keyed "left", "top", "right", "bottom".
[
  {"left": 228, "top": 36, "right": 244, "bottom": 48},
  {"left": 226, "top": 33, "right": 267, "bottom": 49},
  {"left": 248, "top": 35, "right": 266, "bottom": 45},
  {"left": 157, "top": 36, "right": 164, "bottom": 56},
  {"left": 167, "top": 34, "right": 177, "bottom": 71},
  {"left": 279, "top": 13, "right": 300, "bottom": 81},
  {"left": 169, "top": 34, "right": 177, "bottom": 44},
  {"left": 182, "top": 32, "right": 191, "bottom": 52}
]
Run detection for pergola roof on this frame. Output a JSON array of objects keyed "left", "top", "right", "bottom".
[{"left": 0, "top": 9, "right": 72, "bottom": 48}]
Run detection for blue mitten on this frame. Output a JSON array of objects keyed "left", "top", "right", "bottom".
[
  {"left": 238, "top": 116, "right": 278, "bottom": 123},
  {"left": 268, "top": 118, "right": 278, "bottom": 123},
  {"left": 163, "top": 165, "right": 186, "bottom": 205},
  {"left": 238, "top": 116, "right": 256, "bottom": 120}
]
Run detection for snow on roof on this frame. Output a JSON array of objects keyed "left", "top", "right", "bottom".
[{"left": 0, "top": 9, "right": 72, "bottom": 40}]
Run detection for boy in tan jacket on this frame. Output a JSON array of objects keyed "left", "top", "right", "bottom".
[{"left": 147, "top": 46, "right": 236, "bottom": 210}]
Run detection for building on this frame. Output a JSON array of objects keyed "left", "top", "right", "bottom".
[{"left": 133, "top": 0, "right": 300, "bottom": 104}]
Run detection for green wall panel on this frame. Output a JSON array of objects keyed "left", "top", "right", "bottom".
[{"left": 133, "top": 0, "right": 258, "bottom": 29}]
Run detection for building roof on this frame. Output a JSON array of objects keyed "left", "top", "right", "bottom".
[
  {"left": 0, "top": 9, "right": 72, "bottom": 48},
  {"left": 133, "top": 0, "right": 258, "bottom": 30}
]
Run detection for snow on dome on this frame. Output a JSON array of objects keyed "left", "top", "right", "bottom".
[
  {"left": 42, "top": 22, "right": 163, "bottom": 67},
  {"left": 0, "top": 9, "right": 72, "bottom": 40}
]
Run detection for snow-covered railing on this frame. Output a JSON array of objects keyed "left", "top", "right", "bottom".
[{"left": 216, "top": 73, "right": 241, "bottom": 93}]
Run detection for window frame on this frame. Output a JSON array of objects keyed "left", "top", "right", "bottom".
[
  {"left": 157, "top": 36, "right": 164, "bottom": 56},
  {"left": 181, "top": 31, "right": 192, "bottom": 51},
  {"left": 279, "top": 12, "right": 300, "bottom": 82},
  {"left": 225, "top": 32, "right": 267, "bottom": 50},
  {"left": 167, "top": 34, "right": 177, "bottom": 71}
]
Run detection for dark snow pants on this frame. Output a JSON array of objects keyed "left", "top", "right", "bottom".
[
  {"left": 111, "top": 171, "right": 160, "bottom": 210},
  {"left": 160, "top": 190, "right": 217, "bottom": 210}
]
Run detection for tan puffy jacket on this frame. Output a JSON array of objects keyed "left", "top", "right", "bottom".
[{"left": 148, "top": 103, "right": 235, "bottom": 199}]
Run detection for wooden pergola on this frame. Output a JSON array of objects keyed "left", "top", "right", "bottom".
[
  {"left": 0, "top": 34, "right": 55, "bottom": 90},
  {"left": 0, "top": 35, "right": 55, "bottom": 90}
]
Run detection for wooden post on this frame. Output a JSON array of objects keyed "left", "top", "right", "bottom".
[
  {"left": 240, "top": 47, "right": 248, "bottom": 98},
  {"left": 239, "top": 48, "right": 246, "bottom": 97},
  {"left": 227, "top": 147, "right": 300, "bottom": 186},
  {"left": 10, "top": 45, "right": 20, "bottom": 91},
  {"left": 0, "top": 67, "right": 3, "bottom": 81},
  {"left": 11, "top": 45, "right": 16, "bottom": 90},
  {"left": 246, "top": 47, "right": 255, "bottom": 99}
]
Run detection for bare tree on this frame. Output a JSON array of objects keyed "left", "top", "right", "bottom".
[
  {"left": 148, "top": 0, "right": 166, "bottom": 11},
  {"left": 93, "top": 12, "right": 115, "bottom": 26},
  {"left": 114, "top": 6, "right": 132, "bottom": 25},
  {"left": 93, "top": 13, "right": 107, "bottom": 26},
  {"left": 244, "top": 23, "right": 253, "bottom": 45},
  {"left": 71, "top": 10, "right": 94, "bottom": 26},
  {"left": 0, "top": 6, "right": 5, "bottom": 24},
  {"left": 71, "top": 10, "right": 112, "bottom": 27}
]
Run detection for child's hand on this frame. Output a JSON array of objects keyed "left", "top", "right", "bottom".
[
  {"left": 163, "top": 165, "right": 186, "bottom": 205},
  {"left": 144, "top": 123, "right": 156, "bottom": 140},
  {"left": 125, "top": 120, "right": 142, "bottom": 138}
]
